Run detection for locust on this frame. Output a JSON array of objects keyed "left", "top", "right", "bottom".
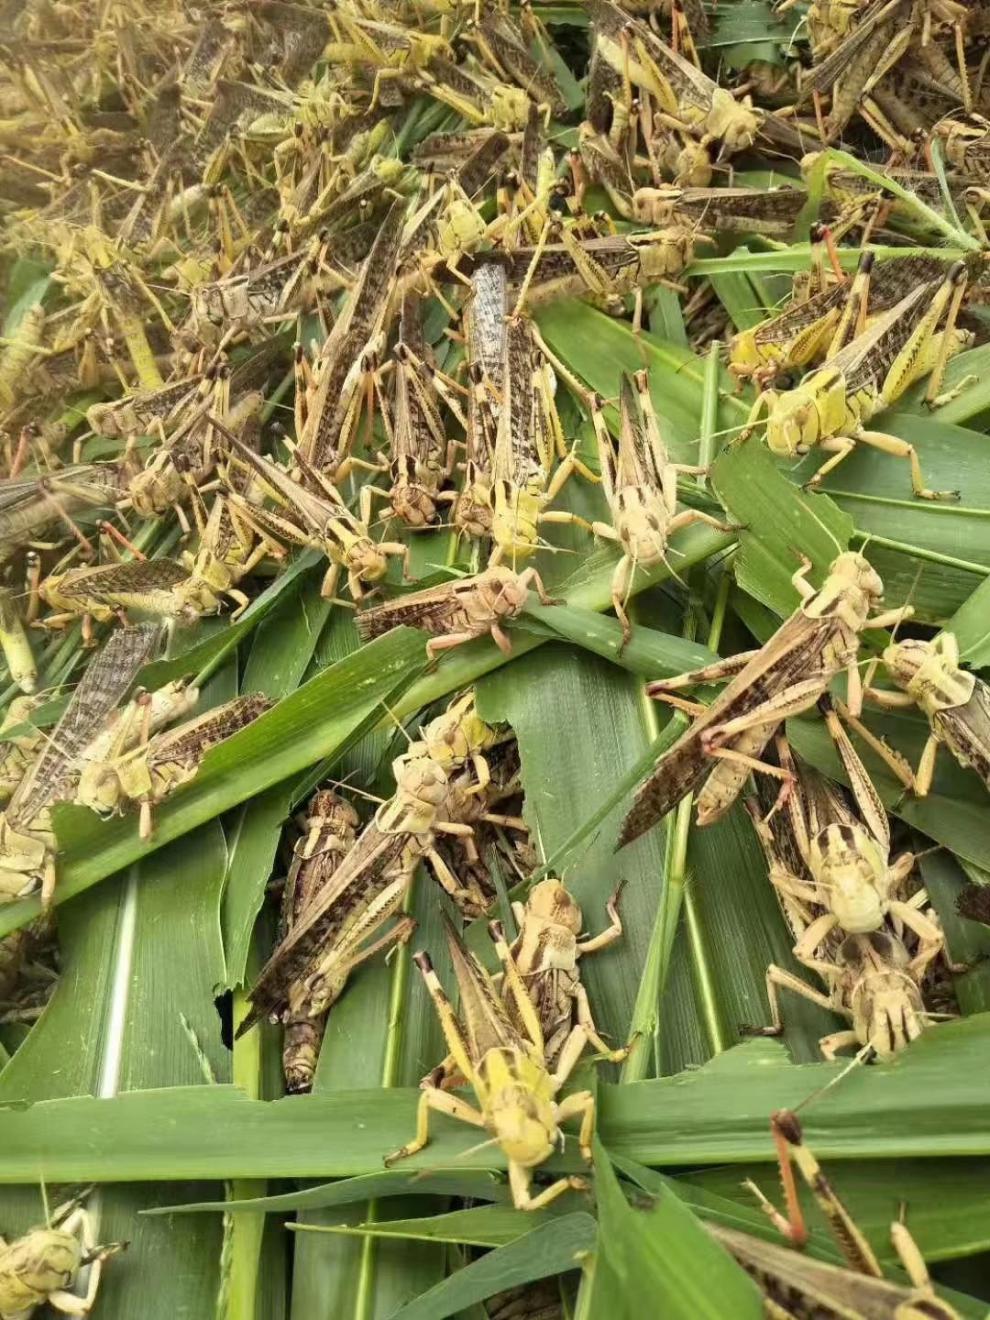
[
  {"left": 385, "top": 917, "right": 597, "bottom": 1212},
  {"left": 38, "top": 556, "right": 226, "bottom": 636},
  {"left": 0, "top": 1195, "right": 126, "bottom": 1319},
  {"left": 708, "top": 1109, "right": 961, "bottom": 1318},
  {"left": 238, "top": 728, "right": 504, "bottom": 1036},
  {"left": 728, "top": 249, "right": 959, "bottom": 389},
  {"left": 739, "top": 260, "right": 974, "bottom": 500},
  {"left": 74, "top": 692, "right": 272, "bottom": 838},
  {"left": 295, "top": 198, "right": 407, "bottom": 482},
  {"left": 277, "top": 788, "right": 362, "bottom": 1093},
  {"left": 631, "top": 185, "right": 807, "bottom": 236},
  {"left": 588, "top": 0, "right": 761, "bottom": 158},
  {"left": 216, "top": 421, "right": 409, "bottom": 602},
  {"left": 430, "top": 878, "right": 628, "bottom": 1089},
  {"left": 355, "top": 564, "right": 553, "bottom": 659},
  {"left": 930, "top": 112, "right": 990, "bottom": 180},
  {"left": 0, "top": 622, "right": 162, "bottom": 904},
  {"left": 463, "top": 11, "right": 567, "bottom": 118},
  {"left": 370, "top": 292, "right": 459, "bottom": 530},
  {"left": 487, "top": 315, "right": 597, "bottom": 566},
  {"left": 748, "top": 714, "right": 945, "bottom": 981},
  {"left": 412, "top": 55, "right": 533, "bottom": 131},
  {"left": 0, "top": 465, "right": 125, "bottom": 563},
  {"left": 0, "top": 588, "right": 36, "bottom": 694},
  {"left": 589, "top": 371, "right": 735, "bottom": 645},
  {"left": 455, "top": 259, "right": 508, "bottom": 542},
  {"left": 617, "top": 552, "right": 910, "bottom": 848},
  {"left": 477, "top": 227, "right": 697, "bottom": 315},
  {"left": 797, "top": 0, "right": 921, "bottom": 138},
  {"left": 868, "top": 631, "right": 990, "bottom": 796}
]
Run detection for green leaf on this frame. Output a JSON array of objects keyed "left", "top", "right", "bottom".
[
  {"left": 587, "top": 1139, "right": 762, "bottom": 1318},
  {"left": 710, "top": 441, "right": 852, "bottom": 615},
  {"left": 387, "top": 1215, "right": 597, "bottom": 1320}
]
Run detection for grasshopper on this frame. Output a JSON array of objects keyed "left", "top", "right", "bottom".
[
  {"left": 295, "top": 198, "right": 407, "bottom": 482},
  {"left": 369, "top": 292, "right": 460, "bottom": 530},
  {"left": 0, "top": 465, "right": 125, "bottom": 563},
  {"left": 239, "top": 738, "right": 502, "bottom": 1034},
  {"left": 749, "top": 717, "right": 945, "bottom": 981},
  {"left": 217, "top": 422, "right": 409, "bottom": 602},
  {"left": 0, "top": 587, "right": 36, "bottom": 694},
  {"left": 0, "top": 623, "right": 162, "bottom": 904},
  {"left": 0, "top": 1194, "right": 126, "bottom": 1319},
  {"left": 867, "top": 632, "right": 990, "bottom": 796},
  {"left": 631, "top": 185, "right": 807, "bottom": 236},
  {"left": 797, "top": 0, "right": 921, "bottom": 138},
  {"left": 455, "top": 259, "right": 509, "bottom": 542},
  {"left": 589, "top": 371, "right": 734, "bottom": 645},
  {"left": 462, "top": 11, "right": 567, "bottom": 118},
  {"left": 355, "top": 564, "right": 553, "bottom": 659},
  {"left": 75, "top": 692, "right": 272, "bottom": 838},
  {"left": 278, "top": 788, "right": 362, "bottom": 1092},
  {"left": 709, "top": 1109, "right": 961, "bottom": 1318},
  {"left": 385, "top": 917, "right": 596, "bottom": 1211},
  {"left": 728, "top": 250, "right": 959, "bottom": 390},
  {"left": 589, "top": 0, "right": 761, "bottom": 159},
  {"left": 618, "top": 552, "right": 910, "bottom": 848},
  {"left": 488, "top": 315, "right": 597, "bottom": 565},
  {"left": 739, "top": 261, "right": 974, "bottom": 500},
  {"left": 483, "top": 226, "right": 698, "bottom": 318},
  {"left": 38, "top": 557, "right": 226, "bottom": 635},
  {"left": 430, "top": 878, "right": 628, "bottom": 1088}
]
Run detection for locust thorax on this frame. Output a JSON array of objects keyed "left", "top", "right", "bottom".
[
  {"left": 491, "top": 85, "right": 531, "bottom": 130},
  {"left": 811, "top": 823, "right": 888, "bottom": 932},
  {"left": 486, "top": 1068, "right": 558, "bottom": 1167},
  {"left": 883, "top": 637, "right": 975, "bottom": 714},
  {"left": 637, "top": 228, "right": 694, "bottom": 280},
  {"left": 616, "top": 492, "right": 669, "bottom": 567},
  {"left": 492, "top": 484, "right": 540, "bottom": 559},
  {"left": 0, "top": 1227, "right": 81, "bottom": 1309},
  {"left": 630, "top": 186, "right": 682, "bottom": 226},
  {"left": 391, "top": 481, "right": 438, "bottom": 529},
  {"left": 347, "top": 538, "right": 390, "bottom": 583}
]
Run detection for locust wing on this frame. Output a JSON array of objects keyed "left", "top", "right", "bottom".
[
  {"left": 936, "top": 679, "right": 990, "bottom": 791},
  {"left": 355, "top": 578, "right": 476, "bottom": 642},
  {"left": 10, "top": 622, "right": 162, "bottom": 824},
  {"left": 443, "top": 917, "right": 524, "bottom": 1059}
]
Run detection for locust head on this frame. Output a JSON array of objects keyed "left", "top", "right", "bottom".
[
  {"left": 764, "top": 386, "right": 820, "bottom": 457},
  {"left": 708, "top": 90, "right": 760, "bottom": 157},
  {"left": 0, "top": 1226, "right": 82, "bottom": 1308},
  {"left": 630, "top": 186, "right": 682, "bottom": 226},
  {"left": 637, "top": 229, "right": 694, "bottom": 282},
  {"left": 0, "top": 813, "right": 47, "bottom": 899},
  {"left": 843, "top": 932, "right": 926, "bottom": 1059},
  {"left": 76, "top": 763, "right": 124, "bottom": 816},
  {"left": 391, "top": 483, "right": 438, "bottom": 529},
  {"left": 883, "top": 635, "right": 972, "bottom": 713},
  {"left": 491, "top": 85, "right": 532, "bottom": 130},
  {"left": 129, "top": 457, "right": 185, "bottom": 517},
  {"left": 479, "top": 566, "right": 530, "bottom": 620},
  {"left": 526, "top": 878, "right": 583, "bottom": 934},
  {"left": 348, "top": 538, "right": 390, "bottom": 583}
]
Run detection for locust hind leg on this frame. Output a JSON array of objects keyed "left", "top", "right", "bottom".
[
  {"left": 384, "top": 1086, "right": 486, "bottom": 1167},
  {"left": 853, "top": 429, "right": 958, "bottom": 501}
]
